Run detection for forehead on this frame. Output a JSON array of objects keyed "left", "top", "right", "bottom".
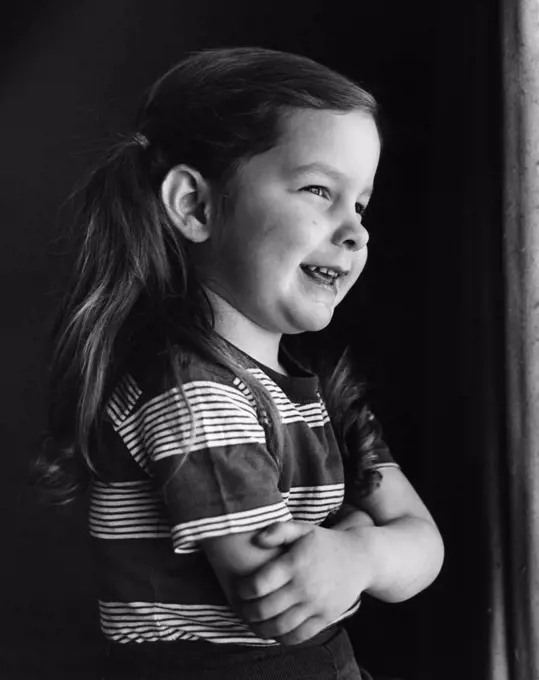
[
  {"left": 229, "top": 108, "right": 381, "bottom": 198},
  {"left": 273, "top": 108, "right": 381, "bottom": 178}
]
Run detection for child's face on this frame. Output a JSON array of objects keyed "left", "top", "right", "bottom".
[{"left": 201, "top": 107, "right": 380, "bottom": 335}]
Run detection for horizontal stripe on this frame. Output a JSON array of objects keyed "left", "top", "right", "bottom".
[
  {"left": 283, "top": 484, "right": 344, "bottom": 523},
  {"left": 132, "top": 383, "right": 258, "bottom": 437},
  {"left": 287, "top": 499, "right": 342, "bottom": 509},
  {"left": 90, "top": 480, "right": 172, "bottom": 540},
  {"left": 283, "top": 483, "right": 343, "bottom": 495},
  {"left": 296, "top": 402, "right": 331, "bottom": 427},
  {"left": 107, "top": 374, "right": 332, "bottom": 476},
  {"left": 98, "top": 601, "right": 277, "bottom": 645},
  {"left": 286, "top": 495, "right": 343, "bottom": 505},
  {"left": 288, "top": 509, "right": 339, "bottom": 523},
  {"left": 89, "top": 481, "right": 343, "bottom": 543},
  {"left": 91, "top": 529, "right": 172, "bottom": 540},
  {"left": 172, "top": 502, "right": 293, "bottom": 552},
  {"left": 117, "top": 382, "right": 268, "bottom": 463}
]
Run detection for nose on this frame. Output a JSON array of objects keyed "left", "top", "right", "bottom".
[{"left": 331, "top": 214, "right": 369, "bottom": 252}]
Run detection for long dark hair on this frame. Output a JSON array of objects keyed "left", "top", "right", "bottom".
[{"left": 36, "top": 46, "right": 385, "bottom": 503}]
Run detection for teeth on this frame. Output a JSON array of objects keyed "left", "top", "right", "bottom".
[{"left": 305, "top": 265, "right": 339, "bottom": 278}]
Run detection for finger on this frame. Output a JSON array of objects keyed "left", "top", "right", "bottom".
[
  {"left": 253, "top": 520, "right": 314, "bottom": 549},
  {"left": 275, "top": 616, "right": 327, "bottom": 647},
  {"left": 250, "top": 603, "right": 311, "bottom": 641},
  {"left": 239, "top": 582, "right": 299, "bottom": 623},
  {"left": 236, "top": 555, "right": 293, "bottom": 601}
]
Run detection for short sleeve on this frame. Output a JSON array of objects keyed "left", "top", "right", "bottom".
[{"left": 139, "top": 375, "right": 292, "bottom": 553}]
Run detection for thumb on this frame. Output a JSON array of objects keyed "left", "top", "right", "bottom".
[{"left": 254, "top": 520, "right": 313, "bottom": 548}]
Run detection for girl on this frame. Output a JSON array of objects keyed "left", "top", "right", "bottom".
[{"left": 38, "top": 47, "right": 444, "bottom": 679}]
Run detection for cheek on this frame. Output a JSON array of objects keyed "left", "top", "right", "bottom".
[
  {"left": 222, "top": 192, "right": 317, "bottom": 273},
  {"left": 255, "top": 216, "right": 309, "bottom": 263}
]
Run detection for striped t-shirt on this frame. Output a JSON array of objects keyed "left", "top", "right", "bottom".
[{"left": 90, "top": 345, "right": 396, "bottom": 646}]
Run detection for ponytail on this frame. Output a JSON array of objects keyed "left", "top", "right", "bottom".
[{"left": 35, "top": 137, "right": 188, "bottom": 502}]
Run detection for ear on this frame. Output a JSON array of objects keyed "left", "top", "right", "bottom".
[{"left": 161, "top": 165, "right": 213, "bottom": 243}]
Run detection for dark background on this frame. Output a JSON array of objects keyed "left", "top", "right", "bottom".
[{"left": 1, "top": 0, "right": 504, "bottom": 678}]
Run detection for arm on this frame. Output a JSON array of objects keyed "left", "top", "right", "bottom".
[
  {"left": 202, "top": 469, "right": 444, "bottom": 644},
  {"left": 249, "top": 467, "right": 444, "bottom": 602},
  {"left": 203, "top": 520, "right": 372, "bottom": 644},
  {"left": 200, "top": 499, "right": 371, "bottom": 614},
  {"left": 228, "top": 467, "right": 444, "bottom": 645},
  {"left": 330, "top": 466, "right": 444, "bottom": 602},
  {"left": 254, "top": 467, "right": 444, "bottom": 604}
]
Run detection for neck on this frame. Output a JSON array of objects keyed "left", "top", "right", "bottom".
[{"left": 203, "top": 287, "right": 286, "bottom": 374}]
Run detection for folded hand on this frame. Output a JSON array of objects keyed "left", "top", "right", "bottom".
[{"left": 233, "top": 520, "right": 370, "bottom": 645}]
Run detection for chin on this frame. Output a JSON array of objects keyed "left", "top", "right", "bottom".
[{"left": 287, "top": 312, "right": 333, "bottom": 334}]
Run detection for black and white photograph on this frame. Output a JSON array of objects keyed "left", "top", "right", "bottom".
[{"left": 2, "top": 1, "right": 536, "bottom": 678}]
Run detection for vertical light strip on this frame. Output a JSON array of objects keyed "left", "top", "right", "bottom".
[{"left": 500, "top": 0, "right": 539, "bottom": 678}]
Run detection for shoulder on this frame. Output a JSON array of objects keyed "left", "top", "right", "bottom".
[
  {"left": 131, "top": 345, "right": 239, "bottom": 397},
  {"left": 106, "top": 345, "right": 250, "bottom": 429}
]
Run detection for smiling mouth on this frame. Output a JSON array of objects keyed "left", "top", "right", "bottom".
[{"left": 300, "top": 264, "right": 347, "bottom": 288}]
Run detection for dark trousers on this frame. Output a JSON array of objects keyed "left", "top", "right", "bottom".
[{"left": 103, "top": 626, "right": 372, "bottom": 680}]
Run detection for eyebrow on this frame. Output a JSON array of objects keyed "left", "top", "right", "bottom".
[{"left": 291, "top": 162, "right": 373, "bottom": 198}]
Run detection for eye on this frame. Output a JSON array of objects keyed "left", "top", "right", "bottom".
[
  {"left": 355, "top": 202, "right": 367, "bottom": 218},
  {"left": 303, "top": 185, "right": 331, "bottom": 200}
]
